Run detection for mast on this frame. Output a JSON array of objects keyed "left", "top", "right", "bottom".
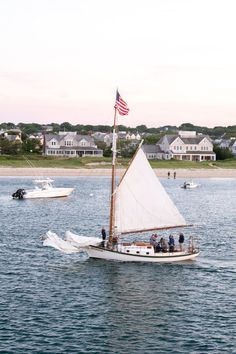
[
  {"left": 43, "top": 130, "right": 46, "bottom": 156},
  {"left": 109, "top": 107, "right": 118, "bottom": 243}
]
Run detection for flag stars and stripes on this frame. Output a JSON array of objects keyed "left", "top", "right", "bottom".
[{"left": 115, "top": 90, "right": 129, "bottom": 116}]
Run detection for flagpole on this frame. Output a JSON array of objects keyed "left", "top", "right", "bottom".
[{"left": 108, "top": 105, "right": 118, "bottom": 244}]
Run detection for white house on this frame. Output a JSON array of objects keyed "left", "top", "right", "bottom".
[
  {"left": 125, "top": 132, "right": 141, "bottom": 141},
  {"left": 231, "top": 140, "right": 236, "bottom": 156},
  {"left": 143, "top": 131, "right": 216, "bottom": 161},
  {"left": 44, "top": 133, "right": 103, "bottom": 157}
]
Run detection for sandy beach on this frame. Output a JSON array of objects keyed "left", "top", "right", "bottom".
[{"left": 0, "top": 167, "right": 235, "bottom": 178}]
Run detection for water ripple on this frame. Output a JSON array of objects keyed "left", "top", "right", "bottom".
[{"left": 0, "top": 177, "right": 236, "bottom": 353}]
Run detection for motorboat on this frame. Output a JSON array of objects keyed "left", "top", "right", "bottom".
[
  {"left": 12, "top": 178, "right": 74, "bottom": 199},
  {"left": 181, "top": 181, "right": 199, "bottom": 189}
]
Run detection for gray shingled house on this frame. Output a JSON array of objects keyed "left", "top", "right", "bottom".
[{"left": 44, "top": 132, "right": 103, "bottom": 157}]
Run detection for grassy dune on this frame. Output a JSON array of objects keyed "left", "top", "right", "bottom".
[{"left": 0, "top": 154, "right": 235, "bottom": 169}]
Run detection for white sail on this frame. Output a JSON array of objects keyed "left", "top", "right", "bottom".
[{"left": 114, "top": 146, "right": 187, "bottom": 234}]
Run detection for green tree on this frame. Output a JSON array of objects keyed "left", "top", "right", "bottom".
[
  {"left": 22, "top": 139, "right": 42, "bottom": 153},
  {"left": 144, "top": 134, "right": 162, "bottom": 144},
  {"left": 60, "top": 122, "right": 74, "bottom": 131},
  {"left": 0, "top": 122, "right": 16, "bottom": 130},
  {"left": 18, "top": 123, "right": 42, "bottom": 135},
  {"left": 213, "top": 146, "right": 233, "bottom": 160},
  {"left": 0, "top": 138, "right": 22, "bottom": 155},
  {"left": 96, "top": 141, "right": 111, "bottom": 157},
  {"left": 136, "top": 125, "right": 147, "bottom": 133}
]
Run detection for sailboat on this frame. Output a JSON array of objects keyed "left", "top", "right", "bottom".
[{"left": 43, "top": 91, "right": 199, "bottom": 262}]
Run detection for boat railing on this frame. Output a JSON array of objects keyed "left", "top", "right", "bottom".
[{"left": 188, "top": 236, "right": 199, "bottom": 254}]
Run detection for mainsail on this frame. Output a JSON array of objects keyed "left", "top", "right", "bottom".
[{"left": 114, "top": 145, "right": 187, "bottom": 234}]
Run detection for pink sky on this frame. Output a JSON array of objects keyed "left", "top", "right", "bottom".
[{"left": 0, "top": 0, "right": 236, "bottom": 128}]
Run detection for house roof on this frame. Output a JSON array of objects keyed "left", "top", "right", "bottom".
[
  {"left": 180, "top": 137, "right": 206, "bottom": 144},
  {"left": 172, "top": 150, "right": 216, "bottom": 155},
  {"left": 6, "top": 135, "right": 21, "bottom": 142},
  {"left": 159, "top": 133, "right": 212, "bottom": 145},
  {"left": 45, "top": 133, "right": 94, "bottom": 144},
  {"left": 142, "top": 144, "right": 164, "bottom": 154}
]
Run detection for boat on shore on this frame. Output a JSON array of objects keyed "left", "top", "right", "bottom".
[
  {"left": 12, "top": 178, "right": 74, "bottom": 199},
  {"left": 43, "top": 91, "right": 199, "bottom": 262}
]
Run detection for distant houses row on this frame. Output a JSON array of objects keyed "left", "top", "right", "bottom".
[{"left": 1, "top": 127, "right": 236, "bottom": 160}]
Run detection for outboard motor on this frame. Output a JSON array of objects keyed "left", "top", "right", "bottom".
[{"left": 12, "top": 189, "right": 26, "bottom": 199}]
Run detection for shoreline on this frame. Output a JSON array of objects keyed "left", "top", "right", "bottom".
[{"left": 0, "top": 167, "right": 236, "bottom": 178}]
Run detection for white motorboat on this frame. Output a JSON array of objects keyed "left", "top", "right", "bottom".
[
  {"left": 12, "top": 178, "right": 74, "bottom": 199},
  {"left": 181, "top": 180, "right": 199, "bottom": 189},
  {"left": 43, "top": 90, "right": 199, "bottom": 262}
]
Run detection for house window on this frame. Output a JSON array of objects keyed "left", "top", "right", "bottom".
[{"left": 65, "top": 140, "right": 73, "bottom": 146}]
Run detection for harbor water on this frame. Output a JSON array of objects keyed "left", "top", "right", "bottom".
[{"left": 0, "top": 176, "right": 235, "bottom": 353}]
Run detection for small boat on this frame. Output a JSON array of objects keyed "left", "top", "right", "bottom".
[
  {"left": 181, "top": 181, "right": 199, "bottom": 189},
  {"left": 12, "top": 178, "right": 74, "bottom": 199},
  {"left": 42, "top": 91, "right": 199, "bottom": 263}
]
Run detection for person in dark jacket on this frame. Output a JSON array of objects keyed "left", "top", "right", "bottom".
[
  {"left": 168, "top": 234, "right": 175, "bottom": 252},
  {"left": 179, "top": 232, "right": 184, "bottom": 251},
  {"left": 101, "top": 227, "right": 106, "bottom": 247}
]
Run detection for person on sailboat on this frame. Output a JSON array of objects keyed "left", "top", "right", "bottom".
[
  {"left": 150, "top": 234, "right": 158, "bottom": 246},
  {"left": 101, "top": 227, "right": 106, "bottom": 247},
  {"left": 168, "top": 235, "right": 175, "bottom": 252},
  {"left": 160, "top": 237, "right": 168, "bottom": 252},
  {"left": 178, "top": 233, "right": 185, "bottom": 251}
]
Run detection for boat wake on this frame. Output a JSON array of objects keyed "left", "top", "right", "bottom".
[{"left": 42, "top": 230, "right": 101, "bottom": 254}]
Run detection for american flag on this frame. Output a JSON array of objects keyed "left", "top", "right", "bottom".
[{"left": 115, "top": 90, "right": 129, "bottom": 116}]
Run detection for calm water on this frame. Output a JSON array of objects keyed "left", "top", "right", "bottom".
[{"left": 0, "top": 176, "right": 236, "bottom": 353}]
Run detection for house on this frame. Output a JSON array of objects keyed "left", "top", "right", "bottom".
[
  {"left": 142, "top": 144, "right": 164, "bottom": 159},
  {"left": 92, "top": 132, "right": 107, "bottom": 142},
  {"left": 5, "top": 132, "right": 22, "bottom": 143},
  {"left": 218, "top": 139, "right": 231, "bottom": 149},
  {"left": 143, "top": 131, "right": 216, "bottom": 161},
  {"left": 93, "top": 131, "right": 141, "bottom": 147},
  {"left": 44, "top": 133, "right": 103, "bottom": 157},
  {"left": 230, "top": 140, "right": 236, "bottom": 156},
  {"left": 0, "top": 128, "right": 22, "bottom": 143},
  {"left": 125, "top": 132, "right": 141, "bottom": 141}
]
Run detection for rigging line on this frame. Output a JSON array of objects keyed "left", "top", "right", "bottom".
[
  {"left": 23, "top": 155, "right": 39, "bottom": 179},
  {"left": 23, "top": 155, "right": 35, "bottom": 168},
  {"left": 23, "top": 155, "right": 45, "bottom": 180}
]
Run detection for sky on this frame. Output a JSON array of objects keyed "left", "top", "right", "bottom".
[{"left": 0, "top": 0, "right": 236, "bottom": 128}]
